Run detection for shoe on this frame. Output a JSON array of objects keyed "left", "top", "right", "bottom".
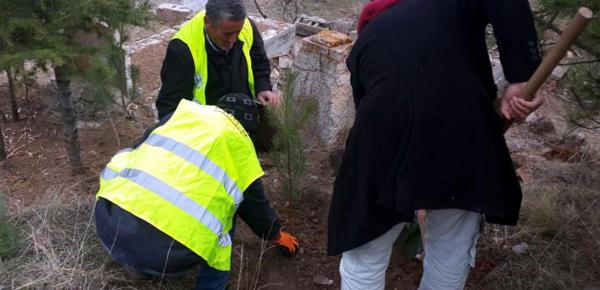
[{"left": 122, "top": 264, "right": 153, "bottom": 280}]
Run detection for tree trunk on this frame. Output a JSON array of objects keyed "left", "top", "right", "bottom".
[
  {"left": 6, "top": 69, "right": 19, "bottom": 122},
  {"left": 54, "top": 67, "right": 85, "bottom": 174},
  {"left": 0, "top": 126, "right": 6, "bottom": 161}
]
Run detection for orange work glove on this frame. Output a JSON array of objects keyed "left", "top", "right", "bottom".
[{"left": 271, "top": 229, "right": 299, "bottom": 257}]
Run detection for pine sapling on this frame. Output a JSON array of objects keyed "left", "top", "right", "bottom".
[{"left": 267, "top": 70, "right": 317, "bottom": 201}]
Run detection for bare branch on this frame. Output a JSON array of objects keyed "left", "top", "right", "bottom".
[{"left": 252, "top": 0, "right": 268, "bottom": 18}]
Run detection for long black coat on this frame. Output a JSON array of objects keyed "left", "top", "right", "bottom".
[{"left": 328, "top": 0, "right": 540, "bottom": 256}]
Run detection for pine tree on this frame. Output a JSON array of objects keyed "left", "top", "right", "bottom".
[
  {"left": 0, "top": 0, "right": 151, "bottom": 173},
  {"left": 267, "top": 70, "right": 317, "bottom": 201},
  {"left": 535, "top": 1, "right": 600, "bottom": 128},
  {"left": 6, "top": 69, "right": 19, "bottom": 122},
  {"left": 0, "top": 127, "right": 6, "bottom": 161}
]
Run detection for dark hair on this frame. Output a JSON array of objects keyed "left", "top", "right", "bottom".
[{"left": 205, "top": 0, "right": 246, "bottom": 25}]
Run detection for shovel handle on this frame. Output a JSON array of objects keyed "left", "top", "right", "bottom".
[{"left": 520, "top": 7, "right": 593, "bottom": 101}]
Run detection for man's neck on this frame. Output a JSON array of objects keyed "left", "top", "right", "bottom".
[{"left": 205, "top": 28, "right": 226, "bottom": 53}]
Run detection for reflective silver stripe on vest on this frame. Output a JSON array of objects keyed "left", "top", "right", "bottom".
[
  {"left": 101, "top": 148, "right": 133, "bottom": 180},
  {"left": 117, "top": 148, "right": 133, "bottom": 154},
  {"left": 144, "top": 134, "right": 245, "bottom": 208},
  {"left": 120, "top": 168, "right": 232, "bottom": 247},
  {"left": 101, "top": 167, "right": 119, "bottom": 180}
]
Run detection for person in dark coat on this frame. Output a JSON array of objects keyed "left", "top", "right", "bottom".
[{"left": 328, "top": 0, "right": 545, "bottom": 289}]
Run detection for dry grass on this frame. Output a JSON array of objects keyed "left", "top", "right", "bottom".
[
  {"left": 0, "top": 186, "right": 196, "bottom": 289},
  {"left": 477, "top": 155, "right": 600, "bottom": 290},
  {"left": 0, "top": 184, "right": 273, "bottom": 290},
  {"left": 0, "top": 190, "right": 19, "bottom": 259},
  {"left": 231, "top": 239, "right": 280, "bottom": 290}
]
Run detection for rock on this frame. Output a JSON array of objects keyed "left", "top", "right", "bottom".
[
  {"left": 295, "top": 22, "right": 326, "bottom": 37},
  {"left": 516, "top": 166, "right": 532, "bottom": 184},
  {"left": 329, "top": 19, "right": 355, "bottom": 35},
  {"left": 512, "top": 242, "right": 529, "bottom": 255},
  {"left": 253, "top": 18, "right": 296, "bottom": 58},
  {"left": 278, "top": 55, "right": 294, "bottom": 70},
  {"left": 313, "top": 275, "right": 334, "bottom": 286},
  {"left": 77, "top": 121, "right": 102, "bottom": 129},
  {"left": 525, "top": 112, "right": 556, "bottom": 136},
  {"left": 270, "top": 67, "right": 281, "bottom": 82},
  {"left": 295, "top": 15, "right": 329, "bottom": 37},
  {"left": 294, "top": 30, "right": 355, "bottom": 146},
  {"left": 551, "top": 65, "right": 569, "bottom": 79},
  {"left": 308, "top": 210, "right": 316, "bottom": 218},
  {"left": 156, "top": 4, "right": 192, "bottom": 27},
  {"left": 89, "top": 150, "right": 100, "bottom": 159},
  {"left": 298, "top": 15, "right": 329, "bottom": 27},
  {"left": 563, "top": 132, "right": 586, "bottom": 148}
]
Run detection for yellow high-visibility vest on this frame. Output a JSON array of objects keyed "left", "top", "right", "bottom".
[
  {"left": 96, "top": 99, "right": 264, "bottom": 271},
  {"left": 173, "top": 10, "right": 256, "bottom": 105}
]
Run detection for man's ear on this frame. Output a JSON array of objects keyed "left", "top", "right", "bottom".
[{"left": 204, "top": 16, "right": 212, "bottom": 29}]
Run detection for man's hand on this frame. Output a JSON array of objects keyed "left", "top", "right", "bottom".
[
  {"left": 271, "top": 229, "right": 299, "bottom": 257},
  {"left": 257, "top": 90, "right": 282, "bottom": 107},
  {"left": 500, "top": 82, "right": 545, "bottom": 123}
]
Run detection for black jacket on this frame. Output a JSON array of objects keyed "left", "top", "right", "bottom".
[
  {"left": 156, "top": 19, "right": 272, "bottom": 120},
  {"left": 328, "top": 0, "right": 540, "bottom": 256}
]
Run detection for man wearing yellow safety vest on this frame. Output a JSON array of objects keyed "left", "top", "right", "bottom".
[
  {"left": 155, "top": 0, "right": 281, "bottom": 149},
  {"left": 95, "top": 94, "right": 298, "bottom": 290}
]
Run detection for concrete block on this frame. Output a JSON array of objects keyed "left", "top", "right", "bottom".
[
  {"left": 293, "top": 30, "right": 355, "bottom": 146},
  {"left": 252, "top": 17, "right": 296, "bottom": 59},
  {"left": 295, "top": 22, "right": 325, "bottom": 37},
  {"left": 329, "top": 19, "right": 355, "bottom": 35}
]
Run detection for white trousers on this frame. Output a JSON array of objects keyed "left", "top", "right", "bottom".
[{"left": 340, "top": 209, "right": 480, "bottom": 290}]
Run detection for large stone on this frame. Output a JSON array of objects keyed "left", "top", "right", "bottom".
[
  {"left": 156, "top": 3, "right": 192, "bottom": 26},
  {"left": 149, "top": 0, "right": 206, "bottom": 12},
  {"left": 252, "top": 17, "right": 296, "bottom": 58},
  {"left": 329, "top": 19, "right": 356, "bottom": 35},
  {"left": 293, "top": 30, "right": 355, "bottom": 146}
]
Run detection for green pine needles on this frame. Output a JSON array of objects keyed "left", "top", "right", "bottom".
[
  {"left": 267, "top": 70, "right": 317, "bottom": 201},
  {"left": 537, "top": 0, "right": 600, "bottom": 128}
]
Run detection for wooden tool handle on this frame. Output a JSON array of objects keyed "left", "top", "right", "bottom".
[{"left": 520, "top": 7, "right": 593, "bottom": 101}]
